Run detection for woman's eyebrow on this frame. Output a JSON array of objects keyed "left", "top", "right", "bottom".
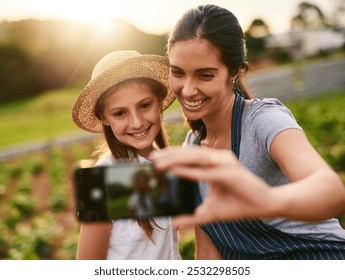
[
  {"left": 170, "top": 65, "right": 218, "bottom": 72},
  {"left": 196, "top": 67, "right": 218, "bottom": 73}
]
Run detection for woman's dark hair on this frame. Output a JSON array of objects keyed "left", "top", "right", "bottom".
[
  {"left": 94, "top": 77, "right": 167, "bottom": 241},
  {"left": 167, "top": 4, "right": 250, "bottom": 131}
]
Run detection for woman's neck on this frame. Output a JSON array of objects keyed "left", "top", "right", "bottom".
[
  {"left": 201, "top": 106, "right": 232, "bottom": 149},
  {"left": 201, "top": 94, "right": 235, "bottom": 150},
  {"left": 201, "top": 121, "right": 232, "bottom": 149}
]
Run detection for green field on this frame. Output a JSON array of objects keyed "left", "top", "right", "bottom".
[{"left": 0, "top": 87, "right": 82, "bottom": 148}]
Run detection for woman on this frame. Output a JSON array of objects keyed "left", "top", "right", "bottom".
[
  {"left": 151, "top": 4, "right": 345, "bottom": 259},
  {"left": 72, "top": 50, "right": 180, "bottom": 259}
]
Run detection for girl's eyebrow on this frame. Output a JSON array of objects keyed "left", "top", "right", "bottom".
[
  {"left": 108, "top": 106, "right": 125, "bottom": 113},
  {"left": 108, "top": 97, "right": 153, "bottom": 112}
]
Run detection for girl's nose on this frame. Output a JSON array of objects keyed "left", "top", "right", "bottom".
[{"left": 129, "top": 112, "right": 144, "bottom": 129}]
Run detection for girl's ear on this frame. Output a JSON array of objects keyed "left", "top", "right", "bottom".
[{"left": 102, "top": 119, "right": 109, "bottom": 126}]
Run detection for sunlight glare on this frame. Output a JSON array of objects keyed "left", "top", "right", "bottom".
[{"left": 95, "top": 17, "right": 116, "bottom": 35}]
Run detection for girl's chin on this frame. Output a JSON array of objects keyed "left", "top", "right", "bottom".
[{"left": 131, "top": 139, "right": 155, "bottom": 152}]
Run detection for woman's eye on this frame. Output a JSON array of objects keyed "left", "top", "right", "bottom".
[
  {"left": 199, "top": 73, "right": 215, "bottom": 80},
  {"left": 170, "top": 69, "right": 183, "bottom": 77}
]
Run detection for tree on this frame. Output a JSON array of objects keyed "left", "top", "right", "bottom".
[
  {"left": 245, "top": 18, "right": 269, "bottom": 62},
  {"left": 0, "top": 44, "right": 43, "bottom": 101},
  {"left": 291, "top": 2, "right": 328, "bottom": 31},
  {"left": 247, "top": 18, "right": 270, "bottom": 38}
]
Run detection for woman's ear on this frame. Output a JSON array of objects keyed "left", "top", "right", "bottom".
[{"left": 230, "top": 66, "right": 241, "bottom": 81}]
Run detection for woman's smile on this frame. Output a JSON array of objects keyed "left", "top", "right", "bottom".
[{"left": 182, "top": 97, "right": 207, "bottom": 109}]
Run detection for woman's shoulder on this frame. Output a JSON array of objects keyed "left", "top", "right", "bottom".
[
  {"left": 244, "top": 97, "right": 296, "bottom": 122},
  {"left": 247, "top": 97, "right": 286, "bottom": 111}
]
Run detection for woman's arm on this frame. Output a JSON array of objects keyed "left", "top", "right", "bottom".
[
  {"left": 194, "top": 226, "right": 223, "bottom": 259},
  {"left": 268, "top": 128, "right": 345, "bottom": 221},
  {"left": 76, "top": 222, "right": 112, "bottom": 259},
  {"left": 150, "top": 139, "right": 345, "bottom": 226}
]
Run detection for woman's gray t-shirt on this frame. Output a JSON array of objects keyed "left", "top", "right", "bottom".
[{"left": 185, "top": 98, "right": 345, "bottom": 241}]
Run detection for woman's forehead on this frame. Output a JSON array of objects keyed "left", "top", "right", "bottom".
[{"left": 169, "top": 39, "right": 223, "bottom": 70}]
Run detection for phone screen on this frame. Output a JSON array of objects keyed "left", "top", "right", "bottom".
[{"left": 73, "top": 162, "right": 196, "bottom": 222}]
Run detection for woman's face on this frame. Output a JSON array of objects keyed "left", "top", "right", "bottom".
[
  {"left": 169, "top": 38, "right": 233, "bottom": 121},
  {"left": 102, "top": 81, "right": 162, "bottom": 157}
]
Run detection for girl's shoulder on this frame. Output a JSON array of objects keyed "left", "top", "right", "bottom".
[
  {"left": 95, "top": 152, "right": 150, "bottom": 167},
  {"left": 95, "top": 152, "right": 116, "bottom": 166}
]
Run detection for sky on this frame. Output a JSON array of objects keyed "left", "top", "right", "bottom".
[{"left": 0, "top": 0, "right": 339, "bottom": 35}]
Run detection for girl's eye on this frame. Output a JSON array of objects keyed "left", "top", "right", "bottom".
[
  {"left": 113, "top": 111, "right": 126, "bottom": 118},
  {"left": 139, "top": 102, "right": 152, "bottom": 110}
]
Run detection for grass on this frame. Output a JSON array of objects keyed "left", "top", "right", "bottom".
[{"left": 0, "top": 87, "right": 82, "bottom": 147}]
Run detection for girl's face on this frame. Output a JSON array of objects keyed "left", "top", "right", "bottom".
[
  {"left": 169, "top": 39, "right": 233, "bottom": 121},
  {"left": 102, "top": 82, "right": 162, "bottom": 157}
]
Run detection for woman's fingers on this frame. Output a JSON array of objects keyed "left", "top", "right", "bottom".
[
  {"left": 172, "top": 201, "right": 219, "bottom": 228},
  {"left": 150, "top": 146, "right": 238, "bottom": 175}
]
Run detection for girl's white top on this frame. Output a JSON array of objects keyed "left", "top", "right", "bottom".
[{"left": 96, "top": 152, "right": 181, "bottom": 260}]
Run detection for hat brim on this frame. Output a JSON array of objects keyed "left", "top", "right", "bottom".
[{"left": 72, "top": 55, "right": 175, "bottom": 133}]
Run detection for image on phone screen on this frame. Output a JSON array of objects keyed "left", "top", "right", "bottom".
[{"left": 73, "top": 162, "right": 196, "bottom": 222}]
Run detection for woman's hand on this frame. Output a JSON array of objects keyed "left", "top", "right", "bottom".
[{"left": 150, "top": 146, "right": 276, "bottom": 227}]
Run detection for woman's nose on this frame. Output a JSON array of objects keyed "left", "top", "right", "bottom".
[{"left": 181, "top": 79, "right": 198, "bottom": 98}]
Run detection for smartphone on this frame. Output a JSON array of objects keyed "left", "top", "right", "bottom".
[{"left": 73, "top": 160, "right": 196, "bottom": 222}]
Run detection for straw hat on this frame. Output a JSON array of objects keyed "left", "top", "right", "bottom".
[{"left": 72, "top": 50, "right": 175, "bottom": 133}]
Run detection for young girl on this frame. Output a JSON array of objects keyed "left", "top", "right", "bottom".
[{"left": 72, "top": 50, "right": 179, "bottom": 259}]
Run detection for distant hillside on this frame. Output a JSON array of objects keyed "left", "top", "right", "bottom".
[{"left": 0, "top": 19, "right": 168, "bottom": 101}]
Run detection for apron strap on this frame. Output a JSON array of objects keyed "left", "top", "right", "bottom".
[{"left": 231, "top": 92, "right": 245, "bottom": 158}]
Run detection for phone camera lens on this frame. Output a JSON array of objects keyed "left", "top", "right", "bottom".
[{"left": 90, "top": 187, "right": 104, "bottom": 201}]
